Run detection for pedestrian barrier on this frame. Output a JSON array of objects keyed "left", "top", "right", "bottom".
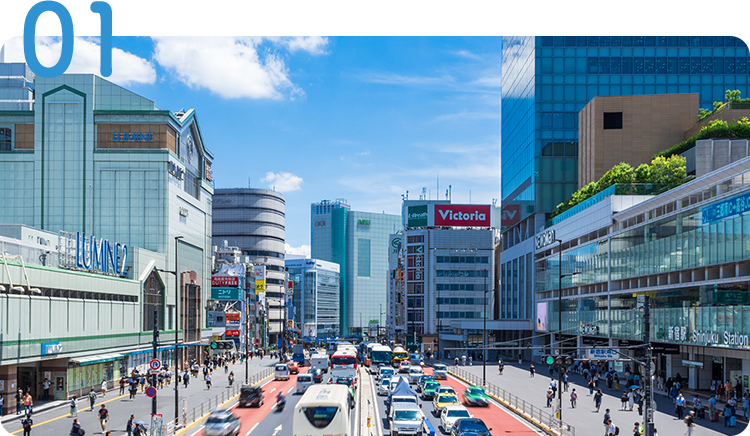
[
  {"left": 423, "top": 417, "right": 436, "bottom": 436},
  {"left": 448, "top": 366, "right": 576, "bottom": 436}
]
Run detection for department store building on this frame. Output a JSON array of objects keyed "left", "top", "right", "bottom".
[{"left": 0, "top": 65, "right": 214, "bottom": 408}]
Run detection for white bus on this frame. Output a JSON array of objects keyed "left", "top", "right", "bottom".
[{"left": 293, "top": 385, "right": 351, "bottom": 436}]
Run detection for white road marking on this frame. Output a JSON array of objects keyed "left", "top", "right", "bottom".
[
  {"left": 287, "top": 386, "right": 295, "bottom": 394},
  {"left": 269, "top": 388, "right": 276, "bottom": 394},
  {"left": 271, "top": 424, "right": 283, "bottom": 436},
  {"left": 245, "top": 422, "right": 259, "bottom": 436}
]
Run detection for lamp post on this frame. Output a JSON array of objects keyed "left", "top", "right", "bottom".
[
  {"left": 173, "top": 235, "right": 183, "bottom": 427},
  {"left": 554, "top": 238, "right": 579, "bottom": 426},
  {"left": 245, "top": 263, "right": 251, "bottom": 385},
  {"left": 482, "top": 269, "right": 488, "bottom": 386}
]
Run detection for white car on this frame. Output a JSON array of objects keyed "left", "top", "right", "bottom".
[
  {"left": 378, "top": 367, "right": 395, "bottom": 382},
  {"left": 379, "top": 376, "right": 391, "bottom": 396},
  {"left": 399, "top": 361, "right": 411, "bottom": 373},
  {"left": 408, "top": 366, "right": 423, "bottom": 384},
  {"left": 274, "top": 364, "right": 290, "bottom": 381},
  {"left": 440, "top": 405, "right": 471, "bottom": 433},
  {"left": 436, "top": 385, "right": 457, "bottom": 396},
  {"left": 295, "top": 373, "right": 313, "bottom": 394}
]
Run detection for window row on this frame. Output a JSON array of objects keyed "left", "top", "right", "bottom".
[
  {"left": 587, "top": 57, "right": 748, "bottom": 75},
  {"left": 436, "top": 297, "right": 489, "bottom": 305},
  {"left": 435, "top": 256, "right": 489, "bottom": 264},
  {"left": 436, "top": 311, "right": 486, "bottom": 319},
  {"left": 407, "top": 235, "right": 424, "bottom": 243},
  {"left": 436, "top": 284, "right": 489, "bottom": 291},
  {"left": 539, "top": 36, "right": 743, "bottom": 48},
  {"left": 436, "top": 270, "right": 489, "bottom": 277}
]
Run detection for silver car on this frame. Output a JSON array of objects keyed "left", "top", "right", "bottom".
[
  {"left": 379, "top": 376, "right": 392, "bottom": 396},
  {"left": 204, "top": 410, "right": 241, "bottom": 436}
]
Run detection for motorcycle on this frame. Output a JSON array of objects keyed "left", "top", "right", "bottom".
[{"left": 276, "top": 397, "right": 286, "bottom": 412}]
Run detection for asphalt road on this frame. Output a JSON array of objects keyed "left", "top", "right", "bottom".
[{"left": 0, "top": 356, "right": 277, "bottom": 436}]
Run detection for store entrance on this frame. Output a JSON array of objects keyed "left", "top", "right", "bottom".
[
  {"left": 17, "top": 366, "right": 37, "bottom": 398},
  {"left": 712, "top": 358, "right": 724, "bottom": 381}
]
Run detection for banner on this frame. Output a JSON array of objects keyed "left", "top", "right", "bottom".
[{"left": 434, "top": 204, "right": 491, "bottom": 227}]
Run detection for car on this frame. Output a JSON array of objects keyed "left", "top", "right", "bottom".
[
  {"left": 296, "top": 373, "right": 314, "bottom": 394},
  {"left": 388, "top": 403, "right": 424, "bottom": 436},
  {"left": 379, "top": 376, "right": 392, "bottom": 396},
  {"left": 417, "top": 375, "right": 435, "bottom": 392},
  {"left": 238, "top": 386, "right": 264, "bottom": 408},
  {"left": 408, "top": 366, "right": 424, "bottom": 384},
  {"left": 274, "top": 364, "right": 290, "bottom": 381},
  {"left": 409, "top": 353, "right": 422, "bottom": 366},
  {"left": 462, "top": 386, "right": 490, "bottom": 407},
  {"left": 399, "top": 361, "right": 411, "bottom": 373},
  {"left": 309, "top": 367, "right": 324, "bottom": 383},
  {"left": 433, "top": 364, "right": 448, "bottom": 380},
  {"left": 335, "top": 377, "right": 354, "bottom": 389},
  {"left": 450, "top": 418, "right": 492, "bottom": 436},
  {"left": 436, "top": 386, "right": 457, "bottom": 397},
  {"left": 433, "top": 392, "right": 461, "bottom": 415},
  {"left": 378, "top": 366, "right": 395, "bottom": 382},
  {"left": 204, "top": 410, "right": 241, "bottom": 436},
  {"left": 287, "top": 361, "right": 299, "bottom": 374},
  {"left": 421, "top": 381, "right": 441, "bottom": 401},
  {"left": 440, "top": 405, "right": 471, "bottom": 433}
]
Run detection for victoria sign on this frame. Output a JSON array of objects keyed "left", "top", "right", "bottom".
[{"left": 434, "top": 205, "right": 490, "bottom": 227}]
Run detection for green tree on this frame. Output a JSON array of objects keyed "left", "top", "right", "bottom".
[
  {"left": 599, "top": 162, "right": 634, "bottom": 190},
  {"left": 649, "top": 155, "right": 687, "bottom": 191},
  {"left": 634, "top": 163, "right": 651, "bottom": 184},
  {"left": 725, "top": 89, "right": 742, "bottom": 102}
]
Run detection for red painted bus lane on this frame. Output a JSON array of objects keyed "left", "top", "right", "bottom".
[{"left": 423, "top": 367, "right": 540, "bottom": 435}]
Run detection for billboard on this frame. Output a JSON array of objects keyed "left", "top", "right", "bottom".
[
  {"left": 536, "top": 301, "right": 548, "bottom": 332},
  {"left": 211, "top": 288, "right": 241, "bottom": 301},
  {"left": 501, "top": 205, "right": 520, "bottom": 227},
  {"left": 225, "top": 312, "right": 240, "bottom": 326},
  {"left": 434, "top": 204, "right": 491, "bottom": 227},
  {"left": 253, "top": 265, "right": 266, "bottom": 294},
  {"left": 407, "top": 205, "right": 428, "bottom": 227},
  {"left": 211, "top": 276, "right": 239, "bottom": 287}
]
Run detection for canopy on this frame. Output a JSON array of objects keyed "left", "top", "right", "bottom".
[{"left": 391, "top": 377, "right": 418, "bottom": 399}]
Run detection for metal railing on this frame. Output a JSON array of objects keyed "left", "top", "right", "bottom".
[
  {"left": 164, "top": 367, "right": 273, "bottom": 436},
  {"left": 448, "top": 366, "right": 575, "bottom": 436}
]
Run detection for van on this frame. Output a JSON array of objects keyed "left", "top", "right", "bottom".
[
  {"left": 388, "top": 403, "right": 424, "bottom": 436},
  {"left": 275, "top": 363, "right": 290, "bottom": 381},
  {"left": 296, "top": 373, "right": 314, "bottom": 394},
  {"left": 310, "top": 354, "right": 329, "bottom": 373}
]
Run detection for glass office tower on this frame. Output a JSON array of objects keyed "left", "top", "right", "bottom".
[{"left": 501, "top": 36, "right": 750, "bottom": 216}]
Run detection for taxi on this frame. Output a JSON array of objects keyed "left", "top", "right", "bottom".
[
  {"left": 432, "top": 392, "right": 460, "bottom": 415},
  {"left": 421, "top": 381, "right": 441, "bottom": 401},
  {"left": 287, "top": 361, "right": 299, "bottom": 374},
  {"left": 462, "top": 386, "right": 490, "bottom": 407}
]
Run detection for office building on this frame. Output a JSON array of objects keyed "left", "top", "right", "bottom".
[
  {"left": 212, "top": 188, "right": 286, "bottom": 346},
  {"left": 286, "top": 258, "right": 340, "bottom": 340},
  {"left": 311, "top": 199, "right": 400, "bottom": 336},
  {"left": 0, "top": 62, "right": 34, "bottom": 111}
]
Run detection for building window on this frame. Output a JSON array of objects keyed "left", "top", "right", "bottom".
[
  {"left": 603, "top": 112, "right": 623, "bottom": 130},
  {"left": 357, "top": 238, "right": 370, "bottom": 277},
  {"left": 143, "top": 273, "right": 164, "bottom": 331},
  {"left": 0, "top": 127, "right": 11, "bottom": 151}
]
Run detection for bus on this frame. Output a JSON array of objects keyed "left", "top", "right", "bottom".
[
  {"left": 330, "top": 349, "right": 358, "bottom": 371},
  {"left": 293, "top": 385, "right": 351, "bottom": 436},
  {"left": 368, "top": 345, "right": 393, "bottom": 373},
  {"left": 363, "top": 343, "right": 377, "bottom": 366},
  {"left": 392, "top": 345, "right": 408, "bottom": 365}
]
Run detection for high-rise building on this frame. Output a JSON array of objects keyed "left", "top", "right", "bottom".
[
  {"left": 499, "top": 36, "right": 750, "bottom": 359},
  {"left": 212, "top": 188, "right": 286, "bottom": 345},
  {"left": 0, "top": 62, "right": 34, "bottom": 111},
  {"left": 286, "top": 258, "right": 340, "bottom": 340},
  {"left": 311, "top": 200, "right": 400, "bottom": 336}
]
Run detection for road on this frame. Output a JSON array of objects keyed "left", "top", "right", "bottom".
[
  {"left": 370, "top": 365, "right": 544, "bottom": 436},
  {"left": 0, "top": 356, "right": 276, "bottom": 436}
]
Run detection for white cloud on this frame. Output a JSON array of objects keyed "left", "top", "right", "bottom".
[
  {"left": 2, "top": 36, "right": 155, "bottom": 86},
  {"left": 285, "top": 243, "right": 311, "bottom": 258},
  {"left": 273, "top": 37, "right": 329, "bottom": 55},
  {"left": 451, "top": 49, "right": 482, "bottom": 60},
  {"left": 261, "top": 171, "right": 304, "bottom": 192},
  {"left": 152, "top": 37, "right": 311, "bottom": 100},
  {"left": 434, "top": 110, "right": 499, "bottom": 122},
  {"left": 358, "top": 72, "right": 455, "bottom": 87},
  {"left": 471, "top": 75, "right": 502, "bottom": 88}
]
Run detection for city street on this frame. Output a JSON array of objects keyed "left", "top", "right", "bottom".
[
  {"left": 447, "top": 359, "right": 747, "bottom": 436},
  {"left": 0, "top": 357, "right": 276, "bottom": 436}
]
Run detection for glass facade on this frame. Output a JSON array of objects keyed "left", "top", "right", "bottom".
[
  {"left": 501, "top": 36, "right": 750, "bottom": 214},
  {"left": 287, "top": 259, "right": 340, "bottom": 339}
]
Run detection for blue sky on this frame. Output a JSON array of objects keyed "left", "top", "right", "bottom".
[{"left": 4, "top": 36, "right": 501, "bottom": 253}]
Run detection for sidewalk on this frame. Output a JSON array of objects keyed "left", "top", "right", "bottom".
[
  {"left": 0, "top": 399, "right": 67, "bottom": 424},
  {"left": 438, "top": 359, "right": 746, "bottom": 436}
]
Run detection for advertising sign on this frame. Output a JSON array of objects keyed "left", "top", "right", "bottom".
[
  {"left": 211, "top": 276, "right": 239, "bottom": 287},
  {"left": 536, "top": 302, "right": 548, "bottom": 332},
  {"left": 224, "top": 329, "right": 240, "bottom": 337},
  {"left": 434, "top": 204, "right": 490, "bottom": 227},
  {"left": 211, "top": 288, "right": 241, "bottom": 301},
  {"left": 408, "top": 204, "right": 429, "bottom": 227},
  {"left": 253, "top": 265, "right": 266, "bottom": 294},
  {"left": 207, "top": 311, "right": 225, "bottom": 327},
  {"left": 501, "top": 204, "right": 520, "bottom": 227},
  {"left": 41, "top": 342, "right": 62, "bottom": 355},
  {"left": 225, "top": 313, "right": 240, "bottom": 326},
  {"left": 535, "top": 230, "right": 556, "bottom": 250}
]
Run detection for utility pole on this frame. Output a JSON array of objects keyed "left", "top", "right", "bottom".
[
  {"left": 245, "top": 267, "right": 250, "bottom": 385},
  {"left": 152, "top": 310, "right": 158, "bottom": 415},
  {"left": 174, "top": 235, "right": 183, "bottom": 428},
  {"left": 643, "top": 295, "right": 654, "bottom": 436},
  {"left": 482, "top": 270, "right": 487, "bottom": 386}
]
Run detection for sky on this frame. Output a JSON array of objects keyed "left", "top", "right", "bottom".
[
  {"left": 5, "top": 0, "right": 747, "bottom": 255},
  {"left": 2, "top": 36, "right": 502, "bottom": 254}
]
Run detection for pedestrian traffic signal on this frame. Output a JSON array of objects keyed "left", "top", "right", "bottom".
[
  {"left": 542, "top": 355, "right": 555, "bottom": 365},
  {"left": 555, "top": 355, "right": 574, "bottom": 366},
  {"left": 210, "top": 340, "right": 234, "bottom": 350}
]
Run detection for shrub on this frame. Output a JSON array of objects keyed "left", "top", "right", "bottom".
[{"left": 654, "top": 118, "right": 750, "bottom": 159}]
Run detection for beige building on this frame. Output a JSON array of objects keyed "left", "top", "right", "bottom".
[{"left": 578, "top": 94, "right": 699, "bottom": 188}]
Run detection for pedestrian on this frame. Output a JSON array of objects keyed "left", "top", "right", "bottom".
[
  {"left": 206, "top": 373, "right": 212, "bottom": 389},
  {"left": 23, "top": 392, "right": 32, "bottom": 414},
  {"left": 550, "top": 378, "right": 557, "bottom": 396},
  {"left": 708, "top": 394, "right": 717, "bottom": 419},
  {"left": 676, "top": 392, "right": 686, "bottom": 419},
  {"left": 628, "top": 389, "right": 635, "bottom": 411},
  {"left": 498, "top": 360, "right": 504, "bottom": 375},
  {"left": 0, "top": 394, "right": 4, "bottom": 417},
  {"left": 594, "top": 389, "right": 603, "bottom": 412},
  {"left": 126, "top": 414, "right": 134, "bottom": 436},
  {"left": 21, "top": 413, "right": 32, "bottom": 436},
  {"left": 589, "top": 378, "right": 595, "bottom": 396},
  {"left": 603, "top": 408, "right": 611, "bottom": 436},
  {"left": 606, "top": 419, "right": 616, "bottom": 436},
  {"left": 129, "top": 383, "right": 137, "bottom": 400},
  {"left": 637, "top": 394, "right": 643, "bottom": 416},
  {"left": 119, "top": 377, "right": 126, "bottom": 395},
  {"left": 101, "top": 379, "right": 107, "bottom": 396},
  {"left": 620, "top": 390, "right": 628, "bottom": 410},
  {"left": 563, "top": 371, "right": 569, "bottom": 392},
  {"left": 685, "top": 410, "right": 696, "bottom": 435},
  {"left": 743, "top": 392, "right": 749, "bottom": 418},
  {"left": 183, "top": 372, "right": 190, "bottom": 388},
  {"left": 546, "top": 388, "right": 553, "bottom": 408},
  {"left": 98, "top": 404, "right": 109, "bottom": 432},
  {"left": 631, "top": 421, "right": 640, "bottom": 436},
  {"left": 88, "top": 389, "right": 97, "bottom": 411},
  {"left": 653, "top": 427, "right": 658, "bottom": 436},
  {"left": 570, "top": 388, "right": 577, "bottom": 408},
  {"left": 518, "top": 352, "right": 523, "bottom": 364},
  {"left": 530, "top": 363, "right": 535, "bottom": 378},
  {"left": 614, "top": 373, "right": 620, "bottom": 390},
  {"left": 42, "top": 378, "right": 51, "bottom": 401},
  {"left": 69, "top": 396, "right": 78, "bottom": 416},
  {"left": 70, "top": 418, "right": 83, "bottom": 435},
  {"left": 15, "top": 389, "right": 22, "bottom": 414}
]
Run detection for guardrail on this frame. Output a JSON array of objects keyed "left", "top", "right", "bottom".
[
  {"left": 168, "top": 367, "right": 274, "bottom": 436},
  {"left": 423, "top": 416, "right": 436, "bottom": 436},
  {"left": 448, "top": 366, "right": 575, "bottom": 436}
]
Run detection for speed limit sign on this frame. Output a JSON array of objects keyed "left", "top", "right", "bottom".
[{"left": 149, "top": 359, "right": 162, "bottom": 373}]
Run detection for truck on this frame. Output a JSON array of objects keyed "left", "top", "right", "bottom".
[{"left": 292, "top": 344, "right": 306, "bottom": 366}]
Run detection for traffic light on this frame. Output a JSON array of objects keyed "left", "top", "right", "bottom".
[
  {"left": 541, "top": 355, "right": 555, "bottom": 365},
  {"left": 210, "top": 340, "right": 234, "bottom": 350},
  {"left": 541, "top": 354, "right": 573, "bottom": 366}
]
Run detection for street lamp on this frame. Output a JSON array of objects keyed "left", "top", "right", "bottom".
[
  {"left": 482, "top": 269, "right": 488, "bottom": 386},
  {"left": 554, "top": 238, "right": 579, "bottom": 426}
]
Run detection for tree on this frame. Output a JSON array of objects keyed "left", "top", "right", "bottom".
[
  {"left": 649, "top": 155, "right": 687, "bottom": 191},
  {"left": 599, "top": 162, "right": 634, "bottom": 190},
  {"left": 725, "top": 89, "right": 742, "bottom": 102},
  {"left": 634, "top": 164, "right": 651, "bottom": 184}
]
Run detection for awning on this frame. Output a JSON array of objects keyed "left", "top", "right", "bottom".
[{"left": 71, "top": 353, "right": 124, "bottom": 366}]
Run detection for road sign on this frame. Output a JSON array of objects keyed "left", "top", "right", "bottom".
[
  {"left": 585, "top": 348, "right": 621, "bottom": 361},
  {"left": 145, "top": 386, "right": 157, "bottom": 398},
  {"left": 149, "top": 359, "right": 162, "bottom": 372}
]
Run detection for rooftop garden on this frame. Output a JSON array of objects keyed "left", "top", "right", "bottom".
[
  {"left": 698, "top": 90, "right": 750, "bottom": 122},
  {"left": 654, "top": 117, "right": 750, "bottom": 158}
]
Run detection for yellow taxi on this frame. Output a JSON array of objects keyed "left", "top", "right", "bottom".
[{"left": 432, "top": 392, "right": 461, "bottom": 415}]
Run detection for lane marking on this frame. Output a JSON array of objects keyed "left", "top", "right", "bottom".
[
  {"left": 245, "top": 422, "right": 259, "bottom": 436},
  {"left": 287, "top": 386, "right": 295, "bottom": 394},
  {"left": 269, "top": 388, "right": 276, "bottom": 394}
]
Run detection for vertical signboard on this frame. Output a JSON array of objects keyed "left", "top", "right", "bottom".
[{"left": 253, "top": 265, "right": 266, "bottom": 294}]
